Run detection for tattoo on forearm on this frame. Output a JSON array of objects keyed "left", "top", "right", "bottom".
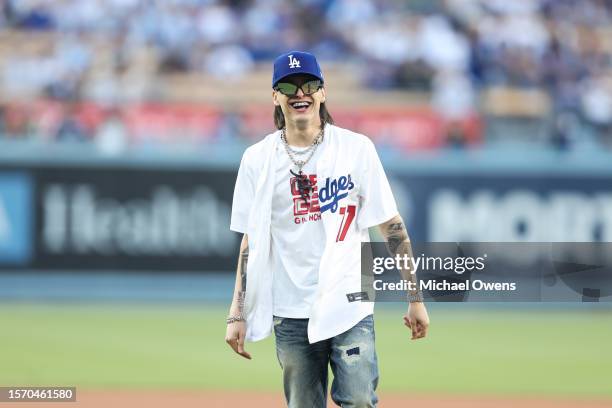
[
  {"left": 387, "top": 222, "right": 408, "bottom": 254},
  {"left": 383, "top": 220, "right": 418, "bottom": 289},
  {"left": 237, "top": 246, "right": 249, "bottom": 315}
]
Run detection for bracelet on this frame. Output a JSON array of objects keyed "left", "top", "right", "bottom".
[
  {"left": 408, "top": 291, "right": 424, "bottom": 303},
  {"left": 226, "top": 315, "right": 246, "bottom": 324}
]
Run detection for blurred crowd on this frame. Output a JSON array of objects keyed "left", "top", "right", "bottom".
[{"left": 0, "top": 0, "right": 611, "bottom": 151}]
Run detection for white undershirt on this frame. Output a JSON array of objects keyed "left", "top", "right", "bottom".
[{"left": 270, "top": 135, "right": 327, "bottom": 318}]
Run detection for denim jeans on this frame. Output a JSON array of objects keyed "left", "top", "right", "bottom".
[{"left": 273, "top": 314, "right": 379, "bottom": 408}]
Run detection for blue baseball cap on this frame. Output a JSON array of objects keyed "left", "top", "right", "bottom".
[{"left": 272, "top": 51, "right": 324, "bottom": 88}]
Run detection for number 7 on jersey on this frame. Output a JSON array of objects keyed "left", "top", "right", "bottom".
[{"left": 336, "top": 205, "right": 356, "bottom": 242}]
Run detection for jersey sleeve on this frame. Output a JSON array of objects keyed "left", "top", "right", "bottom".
[
  {"left": 356, "top": 139, "right": 399, "bottom": 230},
  {"left": 230, "top": 151, "right": 255, "bottom": 233}
]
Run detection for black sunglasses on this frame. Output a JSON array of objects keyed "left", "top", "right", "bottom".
[{"left": 274, "top": 79, "right": 322, "bottom": 96}]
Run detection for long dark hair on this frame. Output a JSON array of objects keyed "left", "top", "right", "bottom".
[{"left": 274, "top": 102, "right": 334, "bottom": 130}]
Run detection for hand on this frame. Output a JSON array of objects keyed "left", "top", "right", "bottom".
[
  {"left": 404, "top": 302, "right": 429, "bottom": 340},
  {"left": 225, "top": 320, "right": 252, "bottom": 359}
]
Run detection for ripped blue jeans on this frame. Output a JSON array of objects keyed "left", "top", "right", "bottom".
[{"left": 273, "top": 314, "right": 379, "bottom": 408}]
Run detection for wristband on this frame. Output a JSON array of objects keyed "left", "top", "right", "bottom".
[
  {"left": 226, "top": 315, "right": 246, "bottom": 324},
  {"left": 408, "top": 291, "right": 424, "bottom": 303}
]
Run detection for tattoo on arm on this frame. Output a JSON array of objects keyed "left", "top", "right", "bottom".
[
  {"left": 386, "top": 222, "right": 409, "bottom": 254},
  {"left": 237, "top": 246, "right": 249, "bottom": 315},
  {"left": 382, "top": 219, "right": 418, "bottom": 293}
]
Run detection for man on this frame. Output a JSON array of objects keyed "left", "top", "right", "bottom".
[{"left": 225, "top": 51, "right": 430, "bottom": 407}]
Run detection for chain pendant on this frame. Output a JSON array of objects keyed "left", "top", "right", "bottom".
[{"left": 290, "top": 168, "right": 312, "bottom": 202}]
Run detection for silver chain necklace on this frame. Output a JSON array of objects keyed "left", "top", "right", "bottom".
[{"left": 280, "top": 127, "right": 324, "bottom": 175}]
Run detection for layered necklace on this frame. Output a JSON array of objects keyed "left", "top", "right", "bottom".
[{"left": 280, "top": 127, "right": 324, "bottom": 201}]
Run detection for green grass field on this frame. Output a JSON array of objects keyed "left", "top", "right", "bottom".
[{"left": 0, "top": 303, "right": 611, "bottom": 396}]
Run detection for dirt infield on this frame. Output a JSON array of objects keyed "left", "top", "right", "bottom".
[{"left": 3, "top": 391, "right": 612, "bottom": 408}]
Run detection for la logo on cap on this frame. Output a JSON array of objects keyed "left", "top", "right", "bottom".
[{"left": 288, "top": 54, "right": 301, "bottom": 68}]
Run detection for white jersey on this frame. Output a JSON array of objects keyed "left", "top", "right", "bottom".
[
  {"left": 270, "top": 136, "right": 326, "bottom": 318},
  {"left": 230, "top": 124, "right": 398, "bottom": 343}
]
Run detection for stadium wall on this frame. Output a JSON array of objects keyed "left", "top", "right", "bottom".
[{"left": 1, "top": 146, "right": 612, "bottom": 273}]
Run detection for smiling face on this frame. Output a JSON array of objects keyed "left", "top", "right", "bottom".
[{"left": 273, "top": 74, "right": 326, "bottom": 130}]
